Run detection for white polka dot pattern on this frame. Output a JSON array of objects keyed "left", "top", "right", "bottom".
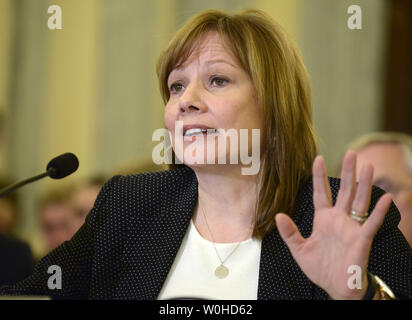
[{"left": 0, "top": 166, "right": 410, "bottom": 299}]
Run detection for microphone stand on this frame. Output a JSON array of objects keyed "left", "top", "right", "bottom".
[{"left": 0, "top": 167, "right": 56, "bottom": 198}]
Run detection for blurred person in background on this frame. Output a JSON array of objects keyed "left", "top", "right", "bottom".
[
  {"left": 0, "top": 178, "right": 18, "bottom": 236},
  {"left": 69, "top": 176, "right": 106, "bottom": 233},
  {"left": 0, "top": 177, "right": 35, "bottom": 285},
  {"left": 0, "top": 233, "right": 35, "bottom": 286},
  {"left": 347, "top": 132, "right": 412, "bottom": 247},
  {"left": 38, "top": 186, "right": 76, "bottom": 253}
]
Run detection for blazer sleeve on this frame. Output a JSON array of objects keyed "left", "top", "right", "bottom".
[{"left": 0, "top": 175, "right": 122, "bottom": 299}]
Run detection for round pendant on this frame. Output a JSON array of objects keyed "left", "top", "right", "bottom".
[{"left": 215, "top": 265, "right": 229, "bottom": 279}]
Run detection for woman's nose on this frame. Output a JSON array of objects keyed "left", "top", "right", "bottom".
[{"left": 178, "top": 83, "right": 205, "bottom": 113}]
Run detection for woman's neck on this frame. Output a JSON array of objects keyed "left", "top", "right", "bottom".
[{"left": 191, "top": 165, "right": 258, "bottom": 243}]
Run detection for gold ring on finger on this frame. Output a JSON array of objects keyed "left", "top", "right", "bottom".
[{"left": 350, "top": 209, "right": 368, "bottom": 224}]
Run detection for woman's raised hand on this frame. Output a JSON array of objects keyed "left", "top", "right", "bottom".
[{"left": 275, "top": 150, "right": 392, "bottom": 299}]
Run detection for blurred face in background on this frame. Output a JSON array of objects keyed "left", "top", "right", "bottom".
[
  {"left": 0, "top": 198, "right": 16, "bottom": 235},
  {"left": 70, "top": 185, "right": 101, "bottom": 232},
  {"left": 40, "top": 202, "right": 75, "bottom": 252},
  {"left": 355, "top": 143, "right": 412, "bottom": 246}
]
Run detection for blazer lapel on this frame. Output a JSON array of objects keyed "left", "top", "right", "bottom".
[
  {"left": 115, "top": 167, "right": 199, "bottom": 300},
  {"left": 257, "top": 229, "right": 313, "bottom": 299},
  {"left": 257, "top": 178, "right": 314, "bottom": 300}
]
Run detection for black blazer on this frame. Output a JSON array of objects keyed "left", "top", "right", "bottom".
[{"left": 0, "top": 166, "right": 411, "bottom": 299}]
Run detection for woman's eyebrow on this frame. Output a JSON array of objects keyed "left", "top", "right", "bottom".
[
  {"left": 167, "top": 69, "right": 184, "bottom": 82},
  {"left": 204, "top": 59, "right": 237, "bottom": 68},
  {"left": 168, "top": 59, "right": 236, "bottom": 79}
]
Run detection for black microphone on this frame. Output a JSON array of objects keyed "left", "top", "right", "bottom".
[
  {"left": 0, "top": 153, "right": 79, "bottom": 198},
  {"left": 46, "top": 152, "right": 79, "bottom": 179}
]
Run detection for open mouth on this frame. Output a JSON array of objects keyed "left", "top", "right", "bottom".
[{"left": 184, "top": 128, "right": 218, "bottom": 137}]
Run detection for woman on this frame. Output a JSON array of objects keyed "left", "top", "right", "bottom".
[{"left": 1, "top": 9, "right": 410, "bottom": 300}]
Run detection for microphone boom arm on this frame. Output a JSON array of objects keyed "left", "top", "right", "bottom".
[{"left": 0, "top": 168, "right": 55, "bottom": 198}]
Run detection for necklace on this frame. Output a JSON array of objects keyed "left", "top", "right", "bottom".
[{"left": 200, "top": 202, "right": 251, "bottom": 279}]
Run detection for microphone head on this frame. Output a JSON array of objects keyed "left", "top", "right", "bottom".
[{"left": 46, "top": 153, "right": 79, "bottom": 179}]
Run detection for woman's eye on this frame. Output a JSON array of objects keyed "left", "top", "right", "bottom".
[
  {"left": 211, "top": 77, "right": 228, "bottom": 87},
  {"left": 169, "top": 82, "right": 184, "bottom": 94}
]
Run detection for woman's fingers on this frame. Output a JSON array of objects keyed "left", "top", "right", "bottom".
[
  {"left": 351, "top": 163, "right": 373, "bottom": 215},
  {"left": 276, "top": 213, "right": 305, "bottom": 253},
  {"left": 362, "top": 193, "right": 392, "bottom": 239},
  {"left": 312, "top": 155, "right": 332, "bottom": 211},
  {"left": 336, "top": 151, "right": 357, "bottom": 213}
]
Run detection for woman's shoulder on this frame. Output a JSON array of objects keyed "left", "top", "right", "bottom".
[
  {"left": 80, "top": 165, "right": 198, "bottom": 239},
  {"left": 113, "top": 165, "right": 196, "bottom": 190},
  {"left": 97, "top": 165, "right": 197, "bottom": 207}
]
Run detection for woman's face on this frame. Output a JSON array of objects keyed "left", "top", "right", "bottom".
[{"left": 164, "top": 32, "right": 263, "bottom": 167}]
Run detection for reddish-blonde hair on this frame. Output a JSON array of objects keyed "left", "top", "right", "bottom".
[{"left": 156, "top": 9, "right": 318, "bottom": 238}]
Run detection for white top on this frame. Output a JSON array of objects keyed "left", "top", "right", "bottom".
[{"left": 158, "top": 219, "right": 262, "bottom": 300}]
